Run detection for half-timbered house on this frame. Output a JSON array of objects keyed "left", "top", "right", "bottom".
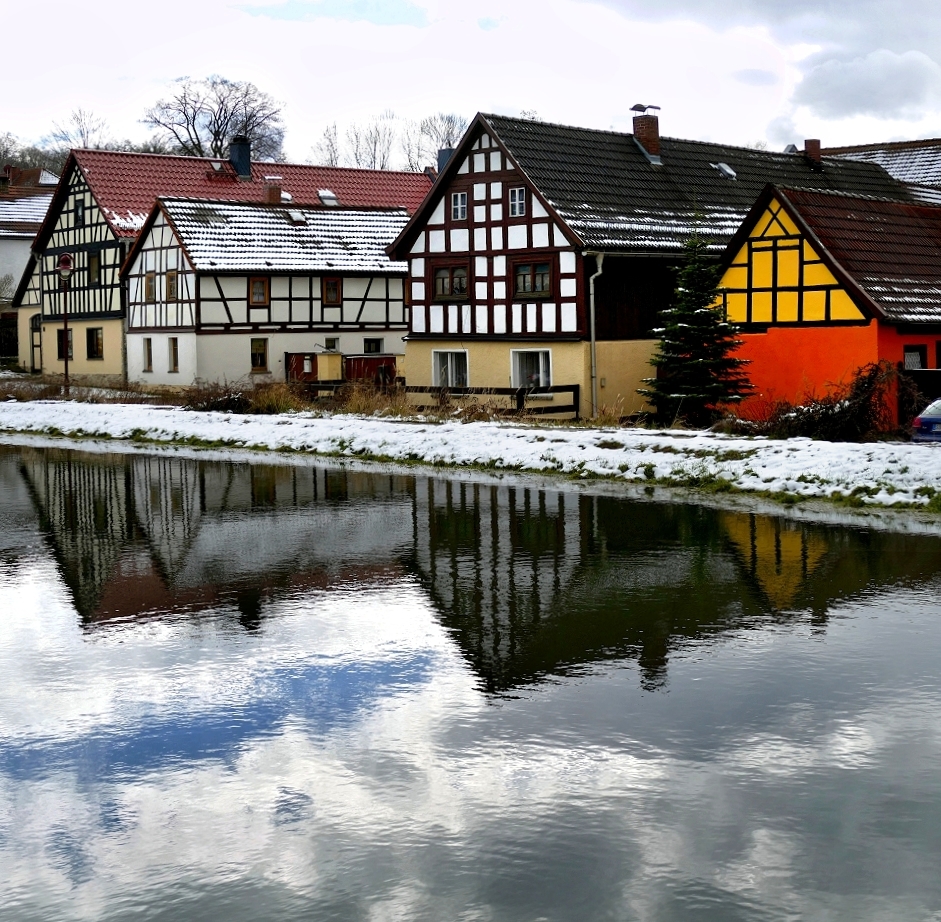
[
  {"left": 13, "top": 143, "right": 431, "bottom": 385},
  {"left": 716, "top": 185, "right": 941, "bottom": 412},
  {"left": 120, "top": 198, "right": 410, "bottom": 386},
  {"left": 388, "top": 111, "right": 910, "bottom": 417}
]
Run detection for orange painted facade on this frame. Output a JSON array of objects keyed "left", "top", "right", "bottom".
[{"left": 718, "top": 190, "right": 941, "bottom": 421}]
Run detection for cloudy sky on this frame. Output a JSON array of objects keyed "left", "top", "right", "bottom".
[{"left": 6, "top": 0, "right": 941, "bottom": 163}]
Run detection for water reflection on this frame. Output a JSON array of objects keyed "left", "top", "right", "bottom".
[
  {"left": 5, "top": 444, "right": 941, "bottom": 921},
  {"left": 13, "top": 445, "right": 941, "bottom": 691}
]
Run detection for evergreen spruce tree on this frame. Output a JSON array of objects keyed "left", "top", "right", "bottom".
[{"left": 638, "top": 231, "right": 752, "bottom": 426}]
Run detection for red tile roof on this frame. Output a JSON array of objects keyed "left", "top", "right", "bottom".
[{"left": 61, "top": 149, "right": 433, "bottom": 239}]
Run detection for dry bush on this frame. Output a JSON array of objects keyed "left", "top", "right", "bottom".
[
  {"left": 182, "top": 381, "right": 251, "bottom": 413},
  {"left": 335, "top": 383, "right": 414, "bottom": 416},
  {"left": 248, "top": 382, "right": 312, "bottom": 415}
]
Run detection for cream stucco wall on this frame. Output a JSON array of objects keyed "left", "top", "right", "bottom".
[
  {"left": 595, "top": 339, "right": 658, "bottom": 416},
  {"left": 40, "top": 318, "right": 124, "bottom": 385}
]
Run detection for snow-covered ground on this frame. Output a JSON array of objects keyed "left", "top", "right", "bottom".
[{"left": 1, "top": 400, "right": 940, "bottom": 511}]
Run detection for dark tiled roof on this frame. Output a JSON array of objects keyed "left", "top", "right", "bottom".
[
  {"left": 822, "top": 138, "right": 941, "bottom": 187},
  {"left": 481, "top": 114, "right": 911, "bottom": 253},
  {"left": 780, "top": 188, "right": 941, "bottom": 324},
  {"left": 48, "top": 150, "right": 432, "bottom": 240}
]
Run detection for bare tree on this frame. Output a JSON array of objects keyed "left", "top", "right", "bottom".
[
  {"left": 0, "top": 274, "right": 15, "bottom": 305},
  {"left": 50, "top": 109, "right": 110, "bottom": 149},
  {"left": 345, "top": 111, "right": 397, "bottom": 170},
  {"left": 420, "top": 112, "right": 468, "bottom": 151},
  {"left": 0, "top": 133, "right": 19, "bottom": 165},
  {"left": 144, "top": 76, "right": 285, "bottom": 160},
  {"left": 519, "top": 110, "right": 542, "bottom": 121},
  {"left": 310, "top": 123, "right": 340, "bottom": 167}
]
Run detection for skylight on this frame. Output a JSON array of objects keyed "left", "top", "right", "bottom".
[
  {"left": 319, "top": 189, "right": 339, "bottom": 206},
  {"left": 712, "top": 162, "right": 737, "bottom": 180},
  {"left": 287, "top": 210, "right": 307, "bottom": 226}
]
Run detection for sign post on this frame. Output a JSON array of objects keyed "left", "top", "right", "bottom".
[{"left": 57, "top": 253, "right": 74, "bottom": 396}]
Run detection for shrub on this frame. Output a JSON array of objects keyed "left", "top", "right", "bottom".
[{"left": 182, "top": 381, "right": 251, "bottom": 413}]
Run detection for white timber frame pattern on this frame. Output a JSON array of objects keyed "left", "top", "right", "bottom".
[
  {"left": 407, "top": 130, "right": 581, "bottom": 340},
  {"left": 36, "top": 165, "right": 124, "bottom": 324}
]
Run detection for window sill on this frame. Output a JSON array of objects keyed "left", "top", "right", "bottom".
[{"left": 250, "top": 368, "right": 271, "bottom": 374}]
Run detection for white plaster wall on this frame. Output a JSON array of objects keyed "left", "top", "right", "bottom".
[
  {"left": 128, "top": 332, "right": 198, "bottom": 387},
  {"left": 0, "top": 238, "right": 32, "bottom": 286}
]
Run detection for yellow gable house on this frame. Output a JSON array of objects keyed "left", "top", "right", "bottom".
[{"left": 715, "top": 184, "right": 941, "bottom": 414}]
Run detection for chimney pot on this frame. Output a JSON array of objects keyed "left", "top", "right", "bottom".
[
  {"left": 229, "top": 135, "right": 252, "bottom": 179},
  {"left": 633, "top": 112, "right": 661, "bottom": 158},
  {"left": 804, "top": 139, "right": 821, "bottom": 163}
]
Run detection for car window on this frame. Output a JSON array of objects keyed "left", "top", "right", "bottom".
[{"left": 922, "top": 400, "right": 941, "bottom": 416}]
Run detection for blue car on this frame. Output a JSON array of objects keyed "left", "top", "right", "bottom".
[{"left": 912, "top": 399, "right": 941, "bottom": 442}]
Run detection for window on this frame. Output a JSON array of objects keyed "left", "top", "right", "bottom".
[
  {"left": 363, "top": 338, "right": 383, "bottom": 354},
  {"left": 513, "top": 350, "right": 552, "bottom": 387},
  {"left": 451, "top": 191, "right": 467, "bottom": 221},
  {"left": 904, "top": 345, "right": 928, "bottom": 370},
  {"left": 433, "top": 350, "right": 468, "bottom": 387},
  {"left": 145, "top": 272, "right": 156, "bottom": 303},
  {"left": 251, "top": 338, "right": 268, "bottom": 372},
  {"left": 509, "top": 187, "right": 526, "bottom": 217},
  {"left": 166, "top": 270, "right": 178, "bottom": 302},
  {"left": 86, "top": 327, "right": 104, "bottom": 360},
  {"left": 433, "top": 265, "right": 468, "bottom": 299},
  {"left": 88, "top": 252, "right": 101, "bottom": 287},
  {"left": 168, "top": 337, "right": 179, "bottom": 373},
  {"left": 75, "top": 200, "right": 85, "bottom": 228},
  {"left": 249, "top": 277, "right": 269, "bottom": 306},
  {"left": 324, "top": 337, "right": 339, "bottom": 351},
  {"left": 323, "top": 277, "right": 342, "bottom": 305},
  {"left": 143, "top": 338, "right": 153, "bottom": 372},
  {"left": 56, "top": 329, "right": 73, "bottom": 361},
  {"left": 514, "top": 261, "right": 551, "bottom": 296}
]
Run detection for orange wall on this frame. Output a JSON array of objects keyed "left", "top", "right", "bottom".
[
  {"left": 735, "top": 323, "right": 879, "bottom": 411},
  {"left": 877, "top": 325, "right": 941, "bottom": 367}
]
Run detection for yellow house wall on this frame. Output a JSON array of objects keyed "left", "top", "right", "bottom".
[
  {"left": 40, "top": 317, "right": 125, "bottom": 384},
  {"left": 595, "top": 340, "right": 658, "bottom": 416}
]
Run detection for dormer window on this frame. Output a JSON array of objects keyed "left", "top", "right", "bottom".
[
  {"left": 509, "top": 187, "right": 526, "bottom": 217},
  {"left": 451, "top": 192, "right": 467, "bottom": 221}
]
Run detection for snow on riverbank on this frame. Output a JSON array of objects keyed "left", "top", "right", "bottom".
[{"left": 1, "top": 400, "right": 939, "bottom": 510}]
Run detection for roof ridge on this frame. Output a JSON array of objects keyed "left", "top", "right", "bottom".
[
  {"left": 822, "top": 138, "right": 941, "bottom": 154},
  {"left": 779, "top": 185, "right": 937, "bottom": 206},
  {"left": 159, "top": 196, "right": 410, "bottom": 212}
]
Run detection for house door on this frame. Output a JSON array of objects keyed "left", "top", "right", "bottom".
[{"left": 29, "top": 314, "right": 42, "bottom": 373}]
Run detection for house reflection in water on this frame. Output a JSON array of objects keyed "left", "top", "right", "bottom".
[{"left": 14, "top": 445, "right": 941, "bottom": 692}]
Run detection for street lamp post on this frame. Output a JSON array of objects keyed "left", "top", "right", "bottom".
[{"left": 57, "top": 253, "right": 73, "bottom": 396}]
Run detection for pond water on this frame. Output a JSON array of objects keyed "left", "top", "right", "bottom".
[{"left": 2, "top": 442, "right": 941, "bottom": 921}]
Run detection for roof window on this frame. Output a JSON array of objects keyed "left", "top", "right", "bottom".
[
  {"left": 319, "top": 189, "right": 339, "bottom": 206},
  {"left": 712, "top": 162, "right": 737, "bottom": 180},
  {"left": 287, "top": 210, "right": 307, "bottom": 226}
]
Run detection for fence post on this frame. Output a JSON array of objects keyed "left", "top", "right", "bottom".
[{"left": 572, "top": 384, "right": 580, "bottom": 420}]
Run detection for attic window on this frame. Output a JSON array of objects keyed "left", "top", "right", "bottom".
[
  {"left": 712, "top": 162, "right": 737, "bottom": 180},
  {"left": 287, "top": 210, "right": 307, "bottom": 226},
  {"left": 319, "top": 189, "right": 339, "bottom": 206}
]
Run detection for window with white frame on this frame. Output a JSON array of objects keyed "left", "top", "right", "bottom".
[
  {"left": 451, "top": 192, "right": 467, "bottom": 221},
  {"left": 513, "top": 349, "right": 551, "bottom": 387},
  {"left": 509, "top": 187, "right": 526, "bottom": 217},
  {"left": 433, "top": 350, "right": 468, "bottom": 387}
]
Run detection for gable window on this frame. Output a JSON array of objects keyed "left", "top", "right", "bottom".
[
  {"left": 75, "top": 200, "right": 85, "bottom": 228},
  {"left": 363, "top": 338, "right": 383, "bottom": 354},
  {"left": 88, "top": 252, "right": 101, "bottom": 287},
  {"left": 143, "top": 338, "right": 153, "bottom": 372},
  {"left": 451, "top": 192, "right": 467, "bottom": 221},
  {"left": 513, "top": 349, "right": 552, "bottom": 387},
  {"left": 56, "top": 329, "right": 73, "bottom": 361},
  {"left": 509, "top": 187, "right": 526, "bottom": 217},
  {"left": 323, "top": 277, "right": 342, "bottom": 305},
  {"left": 251, "top": 338, "right": 269, "bottom": 372},
  {"left": 168, "top": 337, "right": 179, "bottom": 373},
  {"left": 514, "top": 261, "right": 551, "bottom": 297},
  {"left": 249, "top": 277, "right": 269, "bottom": 306},
  {"left": 904, "top": 345, "right": 928, "bottom": 370},
  {"left": 433, "top": 265, "right": 468, "bottom": 299},
  {"left": 324, "top": 337, "right": 339, "bottom": 351},
  {"left": 166, "top": 270, "right": 178, "bottom": 302},
  {"left": 86, "top": 327, "right": 104, "bottom": 360},
  {"left": 433, "top": 350, "right": 468, "bottom": 387},
  {"left": 145, "top": 272, "right": 156, "bottom": 303}
]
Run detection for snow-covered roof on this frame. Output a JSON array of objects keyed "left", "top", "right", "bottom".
[
  {"left": 153, "top": 198, "right": 410, "bottom": 274},
  {"left": 0, "top": 193, "right": 53, "bottom": 226}
]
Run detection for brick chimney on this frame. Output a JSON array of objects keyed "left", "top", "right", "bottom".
[
  {"left": 804, "top": 139, "right": 821, "bottom": 163},
  {"left": 264, "top": 183, "right": 282, "bottom": 204},
  {"left": 633, "top": 111, "right": 660, "bottom": 157}
]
